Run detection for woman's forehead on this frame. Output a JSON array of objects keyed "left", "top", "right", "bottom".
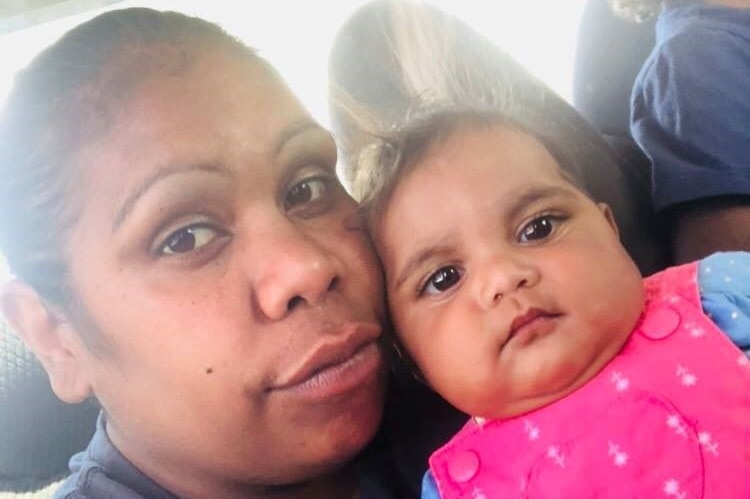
[
  {"left": 126, "top": 49, "right": 289, "bottom": 113},
  {"left": 69, "top": 52, "right": 313, "bottom": 219},
  {"left": 87, "top": 52, "right": 303, "bottom": 157}
]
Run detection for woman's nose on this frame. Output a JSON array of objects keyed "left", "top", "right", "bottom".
[
  {"left": 253, "top": 227, "right": 340, "bottom": 321},
  {"left": 477, "top": 255, "right": 540, "bottom": 308}
]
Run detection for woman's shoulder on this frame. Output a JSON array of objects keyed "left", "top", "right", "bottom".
[
  {"left": 53, "top": 413, "right": 177, "bottom": 499},
  {"left": 365, "top": 367, "right": 465, "bottom": 499}
]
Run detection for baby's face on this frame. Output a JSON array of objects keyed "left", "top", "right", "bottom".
[{"left": 376, "top": 124, "right": 645, "bottom": 419}]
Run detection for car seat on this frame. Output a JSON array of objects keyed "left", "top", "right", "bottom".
[
  {"left": 0, "top": 317, "right": 98, "bottom": 495},
  {"left": 573, "top": 0, "right": 669, "bottom": 272},
  {"left": 573, "top": 0, "right": 656, "bottom": 138}
]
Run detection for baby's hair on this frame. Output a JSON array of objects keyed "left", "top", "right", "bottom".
[{"left": 359, "top": 106, "right": 588, "bottom": 231}]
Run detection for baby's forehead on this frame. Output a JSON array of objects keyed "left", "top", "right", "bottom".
[
  {"left": 450, "top": 118, "right": 579, "bottom": 169},
  {"left": 367, "top": 118, "right": 588, "bottom": 252},
  {"left": 412, "top": 126, "right": 568, "bottom": 178}
]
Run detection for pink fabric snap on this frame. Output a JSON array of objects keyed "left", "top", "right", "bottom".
[
  {"left": 639, "top": 306, "right": 681, "bottom": 340},
  {"left": 447, "top": 449, "right": 480, "bottom": 483}
]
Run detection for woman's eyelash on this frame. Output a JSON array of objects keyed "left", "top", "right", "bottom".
[
  {"left": 155, "top": 221, "right": 228, "bottom": 257},
  {"left": 284, "top": 175, "right": 331, "bottom": 209},
  {"left": 283, "top": 170, "right": 343, "bottom": 219}
]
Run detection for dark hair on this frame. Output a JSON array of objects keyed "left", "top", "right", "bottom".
[
  {"left": 609, "top": 0, "right": 666, "bottom": 22},
  {"left": 0, "top": 8, "right": 256, "bottom": 307},
  {"left": 360, "top": 106, "right": 589, "bottom": 230}
]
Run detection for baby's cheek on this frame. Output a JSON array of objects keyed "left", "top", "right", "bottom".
[
  {"left": 412, "top": 314, "right": 466, "bottom": 374},
  {"left": 391, "top": 310, "right": 433, "bottom": 364}
]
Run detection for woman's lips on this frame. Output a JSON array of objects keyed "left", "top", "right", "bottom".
[{"left": 269, "top": 322, "right": 382, "bottom": 400}]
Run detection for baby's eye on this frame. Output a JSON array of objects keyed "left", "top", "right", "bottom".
[
  {"left": 422, "top": 266, "right": 463, "bottom": 296},
  {"left": 159, "top": 224, "right": 225, "bottom": 255},
  {"left": 518, "top": 215, "right": 558, "bottom": 243},
  {"left": 284, "top": 176, "right": 331, "bottom": 211}
]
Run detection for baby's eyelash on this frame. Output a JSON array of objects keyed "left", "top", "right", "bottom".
[
  {"left": 516, "top": 212, "right": 568, "bottom": 242},
  {"left": 418, "top": 265, "right": 464, "bottom": 297}
]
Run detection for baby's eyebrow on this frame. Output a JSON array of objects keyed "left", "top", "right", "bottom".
[
  {"left": 504, "top": 185, "right": 578, "bottom": 222},
  {"left": 393, "top": 242, "right": 453, "bottom": 291}
]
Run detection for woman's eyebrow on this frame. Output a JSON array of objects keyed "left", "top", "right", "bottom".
[
  {"left": 112, "top": 163, "right": 226, "bottom": 232},
  {"left": 272, "top": 120, "right": 328, "bottom": 158}
]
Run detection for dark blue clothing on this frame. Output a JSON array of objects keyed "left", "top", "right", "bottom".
[
  {"left": 630, "top": 0, "right": 750, "bottom": 212},
  {"left": 53, "top": 415, "right": 176, "bottom": 499},
  {"left": 53, "top": 412, "right": 412, "bottom": 499}
]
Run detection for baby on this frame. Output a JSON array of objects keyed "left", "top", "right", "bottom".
[{"left": 364, "top": 109, "right": 750, "bottom": 498}]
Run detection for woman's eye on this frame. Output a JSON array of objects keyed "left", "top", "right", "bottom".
[
  {"left": 284, "top": 176, "right": 330, "bottom": 211},
  {"left": 422, "top": 266, "right": 463, "bottom": 296},
  {"left": 518, "top": 215, "right": 557, "bottom": 243},
  {"left": 159, "top": 225, "right": 223, "bottom": 255}
]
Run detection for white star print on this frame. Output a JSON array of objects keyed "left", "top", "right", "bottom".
[
  {"left": 666, "top": 414, "right": 688, "bottom": 437},
  {"left": 547, "top": 446, "right": 565, "bottom": 468},
  {"left": 523, "top": 419, "right": 541, "bottom": 441},
  {"left": 676, "top": 365, "right": 697, "bottom": 387},
  {"left": 608, "top": 442, "right": 629, "bottom": 467},
  {"left": 664, "top": 479, "right": 686, "bottom": 498},
  {"left": 698, "top": 431, "right": 719, "bottom": 456},
  {"left": 611, "top": 371, "right": 630, "bottom": 392}
]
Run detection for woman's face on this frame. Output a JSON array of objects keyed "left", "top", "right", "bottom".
[{"left": 62, "top": 48, "right": 386, "bottom": 494}]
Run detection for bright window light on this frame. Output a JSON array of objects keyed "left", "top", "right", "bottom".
[
  {"left": 0, "top": 0, "right": 587, "bottom": 282},
  {"left": 0, "top": 0, "right": 587, "bottom": 125}
]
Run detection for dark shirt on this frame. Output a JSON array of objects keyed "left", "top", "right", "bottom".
[
  {"left": 53, "top": 373, "right": 463, "bottom": 499},
  {"left": 52, "top": 414, "right": 404, "bottom": 498},
  {"left": 53, "top": 415, "right": 176, "bottom": 499},
  {"left": 630, "top": 0, "right": 750, "bottom": 212}
]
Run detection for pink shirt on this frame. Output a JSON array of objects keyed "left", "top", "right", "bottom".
[{"left": 428, "top": 261, "right": 750, "bottom": 498}]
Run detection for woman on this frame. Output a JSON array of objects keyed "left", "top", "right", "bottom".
[{"left": 0, "top": 8, "right": 394, "bottom": 498}]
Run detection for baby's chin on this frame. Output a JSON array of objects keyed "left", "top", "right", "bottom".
[
  {"left": 465, "top": 364, "right": 601, "bottom": 419},
  {"left": 466, "top": 392, "right": 563, "bottom": 420}
]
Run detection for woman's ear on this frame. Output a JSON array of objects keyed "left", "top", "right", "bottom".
[
  {"left": 597, "top": 202, "right": 620, "bottom": 238},
  {"left": 0, "top": 279, "right": 93, "bottom": 403}
]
